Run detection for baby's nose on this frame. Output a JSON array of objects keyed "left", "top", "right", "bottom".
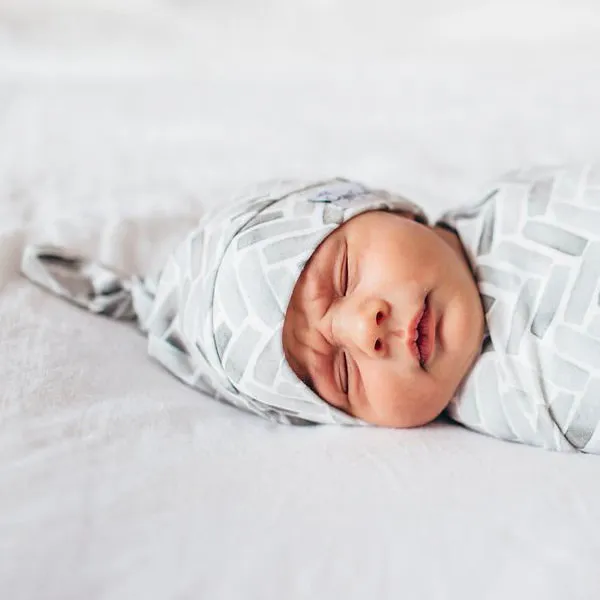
[{"left": 354, "top": 298, "right": 392, "bottom": 357}]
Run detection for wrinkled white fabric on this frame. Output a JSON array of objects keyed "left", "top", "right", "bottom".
[{"left": 6, "top": 4, "right": 600, "bottom": 598}]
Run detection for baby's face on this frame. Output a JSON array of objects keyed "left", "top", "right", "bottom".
[{"left": 282, "top": 210, "right": 485, "bottom": 427}]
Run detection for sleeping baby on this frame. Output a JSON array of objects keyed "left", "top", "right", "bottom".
[{"left": 21, "top": 163, "right": 600, "bottom": 454}]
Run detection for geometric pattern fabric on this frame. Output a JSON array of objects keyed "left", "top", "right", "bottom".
[{"left": 441, "top": 163, "right": 600, "bottom": 453}]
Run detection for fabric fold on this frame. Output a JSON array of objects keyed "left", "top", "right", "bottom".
[{"left": 20, "top": 244, "right": 153, "bottom": 323}]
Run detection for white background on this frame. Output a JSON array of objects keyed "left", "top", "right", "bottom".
[{"left": 2, "top": 1, "right": 600, "bottom": 599}]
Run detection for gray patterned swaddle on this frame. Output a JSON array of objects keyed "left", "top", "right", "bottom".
[
  {"left": 440, "top": 163, "right": 600, "bottom": 454},
  {"left": 21, "top": 178, "right": 425, "bottom": 426}
]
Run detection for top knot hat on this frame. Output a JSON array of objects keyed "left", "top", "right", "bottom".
[{"left": 22, "top": 178, "right": 427, "bottom": 424}]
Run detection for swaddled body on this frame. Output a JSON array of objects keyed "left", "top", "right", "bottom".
[
  {"left": 21, "top": 164, "right": 600, "bottom": 454},
  {"left": 441, "top": 164, "right": 600, "bottom": 453}
]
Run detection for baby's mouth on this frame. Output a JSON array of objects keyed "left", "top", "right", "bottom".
[{"left": 412, "top": 295, "right": 433, "bottom": 367}]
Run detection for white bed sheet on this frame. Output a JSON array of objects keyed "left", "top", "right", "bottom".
[{"left": 2, "top": 1, "right": 600, "bottom": 599}]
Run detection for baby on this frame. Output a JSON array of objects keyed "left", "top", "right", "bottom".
[{"left": 21, "top": 164, "right": 600, "bottom": 454}]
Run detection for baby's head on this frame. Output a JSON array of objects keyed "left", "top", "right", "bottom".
[
  {"left": 282, "top": 207, "right": 484, "bottom": 428},
  {"left": 199, "top": 179, "right": 484, "bottom": 426}
]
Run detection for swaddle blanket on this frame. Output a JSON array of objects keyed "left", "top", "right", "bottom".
[
  {"left": 440, "top": 163, "right": 600, "bottom": 454},
  {"left": 21, "top": 178, "right": 425, "bottom": 425}
]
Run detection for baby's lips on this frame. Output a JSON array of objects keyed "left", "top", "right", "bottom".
[
  {"left": 407, "top": 300, "right": 427, "bottom": 363},
  {"left": 418, "top": 301, "right": 435, "bottom": 366}
]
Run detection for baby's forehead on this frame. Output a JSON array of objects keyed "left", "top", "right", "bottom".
[{"left": 302, "top": 207, "right": 411, "bottom": 265}]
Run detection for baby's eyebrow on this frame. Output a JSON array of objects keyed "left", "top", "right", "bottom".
[{"left": 301, "top": 352, "right": 335, "bottom": 405}]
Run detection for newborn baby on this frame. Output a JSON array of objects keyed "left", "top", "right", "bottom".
[{"left": 21, "top": 164, "right": 600, "bottom": 454}]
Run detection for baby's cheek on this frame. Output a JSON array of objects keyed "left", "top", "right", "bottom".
[
  {"left": 363, "top": 369, "right": 443, "bottom": 428},
  {"left": 396, "top": 378, "right": 448, "bottom": 427}
]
